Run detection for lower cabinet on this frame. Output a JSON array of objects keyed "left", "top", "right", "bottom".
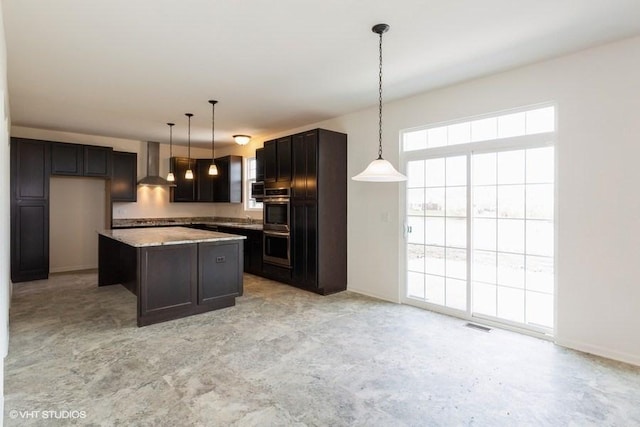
[
  {"left": 199, "top": 240, "right": 244, "bottom": 302},
  {"left": 216, "top": 226, "right": 263, "bottom": 276},
  {"left": 291, "top": 202, "right": 317, "bottom": 289},
  {"left": 139, "top": 244, "right": 198, "bottom": 319},
  {"left": 100, "top": 235, "right": 243, "bottom": 326},
  {"left": 11, "top": 202, "right": 49, "bottom": 282}
]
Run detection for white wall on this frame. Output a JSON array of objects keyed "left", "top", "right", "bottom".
[
  {"left": 49, "top": 177, "right": 106, "bottom": 272},
  {"left": 0, "top": 0, "right": 10, "bottom": 418}
]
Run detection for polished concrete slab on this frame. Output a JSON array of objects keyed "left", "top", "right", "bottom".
[{"left": 4, "top": 271, "right": 640, "bottom": 426}]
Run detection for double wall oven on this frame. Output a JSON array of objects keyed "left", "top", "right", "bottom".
[{"left": 262, "top": 188, "right": 291, "bottom": 268}]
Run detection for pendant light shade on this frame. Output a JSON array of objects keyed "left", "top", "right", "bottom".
[
  {"left": 208, "top": 100, "right": 218, "bottom": 176},
  {"left": 185, "top": 113, "right": 194, "bottom": 180},
  {"left": 352, "top": 158, "right": 407, "bottom": 182},
  {"left": 166, "top": 122, "right": 175, "bottom": 182},
  {"left": 352, "top": 23, "right": 407, "bottom": 182}
]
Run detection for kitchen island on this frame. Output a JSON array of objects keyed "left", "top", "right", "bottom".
[{"left": 98, "top": 227, "right": 245, "bottom": 326}]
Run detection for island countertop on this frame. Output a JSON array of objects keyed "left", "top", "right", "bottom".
[{"left": 98, "top": 226, "right": 246, "bottom": 248}]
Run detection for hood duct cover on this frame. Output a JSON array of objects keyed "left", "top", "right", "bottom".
[{"left": 137, "top": 141, "right": 175, "bottom": 186}]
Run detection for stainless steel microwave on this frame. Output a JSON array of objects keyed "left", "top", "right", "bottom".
[{"left": 251, "top": 181, "right": 264, "bottom": 201}]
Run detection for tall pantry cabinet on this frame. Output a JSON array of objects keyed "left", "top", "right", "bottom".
[{"left": 290, "top": 129, "right": 347, "bottom": 294}]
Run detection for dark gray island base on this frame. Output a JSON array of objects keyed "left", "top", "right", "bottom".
[{"left": 98, "top": 227, "right": 245, "bottom": 326}]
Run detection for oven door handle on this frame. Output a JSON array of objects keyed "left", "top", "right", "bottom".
[{"left": 263, "top": 230, "right": 290, "bottom": 237}]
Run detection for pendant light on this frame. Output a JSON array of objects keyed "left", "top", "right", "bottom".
[
  {"left": 233, "top": 134, "right": 251, "bottom": 146},
  {"left": 185, "top": 113, "right": 194, "bottom": 180},
  {"left": 352, "top": 23, "right": 407, "bottom": 182},
  {"left": 166, "top": 122, "right": 176, "bottom": 182},
  {"left": 208, "top": 100, "right": 218, "bottom": 176}
]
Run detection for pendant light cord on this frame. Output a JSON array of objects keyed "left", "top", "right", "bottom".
[
  {"left": 377, "top": 30, "right": 384, "bottom": 160},
  {"left": 168, "top": 122, "right": 174, "bottom": 173},
  {"left": 211, "top": 102, "right": 215, "bottom": 162},
  {"left": 185, "top": 113, "right": 193, "bottom": 171}
]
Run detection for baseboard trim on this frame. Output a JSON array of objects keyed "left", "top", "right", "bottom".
[
  {"left": 555, "top": 338, "right": 640, "bottom": 367},
  {"left": 346, "top": 286, "right": 399, "bottom": 304},
  {"left": 50, "top": 264, "right": 97, "bottom": 274}
]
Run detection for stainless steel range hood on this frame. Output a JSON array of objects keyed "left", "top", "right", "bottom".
[{"left": 137, "top": 141, "right": 175, "bottom": 186}]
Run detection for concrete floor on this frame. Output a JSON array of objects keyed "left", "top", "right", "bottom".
[{"left": 4, "top": 271, "right": 640, "bottom": 426}]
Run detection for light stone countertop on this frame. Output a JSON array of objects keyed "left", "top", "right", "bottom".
[
  {"left": 98, "top": 226, "right": 246, "bottom": 248},
  {"left": 112, "top": 217, "right": 263, "bottom": 231}
]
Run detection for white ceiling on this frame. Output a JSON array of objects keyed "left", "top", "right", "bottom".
[{"left": 4, "top": 0, "right": 640, "bottom": 147}]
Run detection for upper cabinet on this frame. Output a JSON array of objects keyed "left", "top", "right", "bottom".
[
  {"left": 84, "top": 145, "right": 113, "bottom": 177},
  {"left": 171, "top": 155, "right": 243, "bottom": 203},
  {"left": 111, "top": 151, "right": 137, "bottom": 202},
  {"left": 51, "top": 142, "right": 113, "bottom": 178},
  {"left": 213, "top": 155, "right": 243, "bottom": 203},
  {"left": 292, "top": 130, "right": 318, "bottom": 200},
  {"left": 170, "top": 157, "right": 196, "bottom": 202},
  {"left": 196, "top": 158, "right": 215, "bottom": 202},
  {"left": 51, "top": 142, "right": 83, "bottom": 176},
  {"left": 264, "top": 137, "right": 291, "bottom": 187},
  {"left": 255, "top": 148, "right": 264, "bottom": 182}
]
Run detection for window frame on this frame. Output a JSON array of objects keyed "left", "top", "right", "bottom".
[{"left": 244, "top": 156, "right": 263, "bottom": 212}]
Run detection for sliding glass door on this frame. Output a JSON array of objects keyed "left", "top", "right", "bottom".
[{"left": 403, "top": 105, "right": 555, "bottom": 335}]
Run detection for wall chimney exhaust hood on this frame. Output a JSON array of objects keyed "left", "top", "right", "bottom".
[{"left": 137, "top": 141, "right": 175, "bottom": 186}]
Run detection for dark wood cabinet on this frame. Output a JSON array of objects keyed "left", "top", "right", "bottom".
[
  {"left": 292, "top": 131, "right": 318, "bottom": 200},
  {"left": 276, "top": 136, "right": 292, "bottom": 184},
  {"left": 10, "top": 138, "right": 51, "bottom": 282},
  {"left": 255, "top": 148, "right": 264, "bottom": 182},
  {"left": 111, "top": 151, "right": 137, "bottom": 202},
  {"left": 264, "top": 137, "right": 291, "bottom": 186},
  {"left": 213, "top": 155, "right": 243, "bottom": 203},
  {"left": 198, "top": 240, "right": 244, "bottom": 302},
  {"left": 100, "top": 234, "right": 243, "bottom": 326},
  {"left": 140, "top": 243, "right": 198, "bottom": 320},
  {"left": 217, "top": 226, "right": 263, "bottom": 276},
  {"left": 170, "top": 157, "right": 196, "bottom": 202},
  {"left": 51, "top": 142, "right": 83, "bottom": 176},
  {"left": 196, "top": 158, "right": 215, "bottom": 202},
  {"left": 51, "top": 142, "right": 113, "bottom": 178},
  {"left": 291, "top": 202, "right": 317, "bottom": 288},
  {"left": 290, "top": 129, "right": 347, "bottom": 294},
  {"left": 84, "top": 145, "right": 113, "bottom": 177},
  {"left": 171, "top": 156, "right": 242, "bottom": 203},
  {"left": 264, "top": 140, "right": 276, "bottom": 183}
]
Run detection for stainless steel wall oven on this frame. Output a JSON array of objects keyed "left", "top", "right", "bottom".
[{"left": 262, "top": 188, "right": 291, "bottom": 268}]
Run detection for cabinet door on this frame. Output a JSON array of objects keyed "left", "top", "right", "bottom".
[
  {"left": 10, "top": 138, "right": 50, "bottom": 283},
  {"left": 264, "top": 140, "right": 277, "bottom": 183},
  {"left": 292, "top": 130, "right": 317, "bottom": 200},
  {"left": 84, "top": 145, "right": 113, "bottom": 177},
  {"left": 249, "top": 231, "right": 263, "bottom": 276},
  {"left": 111, "top": 151, "right": 137, "bottom": 202},
  {"left": 291, "top": 202, "right": 317, "bottom": 288},
  {"left": 51, "top": 142, "right": 83, "bottom": 176},
  {"left": 12, "top": 138, "right": 50, "bottom": 200},
  {"left": 196, "top": 158, "right": 214, "bottom": 202},
  {"left": 276, "top": 136, "right": 292, "bottom": 184},
  {"left": 11, "top": 201, "right": 49, "bottom": 282},
  {"left": 213, "top": 157, "right": 230, "bottom": 202},
  {"left": 170, "top": 157, "right": 195, "bottom": 202},
  {"left": 255, "top": 148, "right": 265, "bottom": 182},
  {"left": 139, "top": 244, "right": 198, "bottom": 323},
  {"left": 213, "top": 156, "right": 243, "bottom": 203},
  {"left": 198, "top": 241, "right": 243, "bottom": 303}
]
